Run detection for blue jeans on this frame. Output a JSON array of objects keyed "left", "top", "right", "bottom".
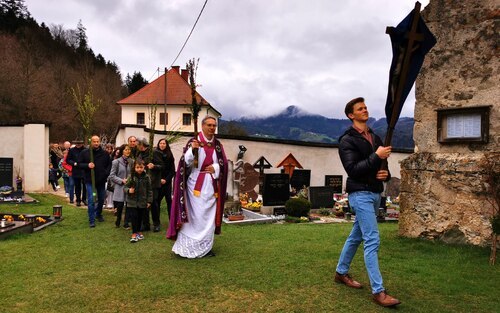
[
  {"left": 336, "top": 191, "right": 384, "bottom": 294},
  {"left": 63, "top": 176, "right": 70, "bottom": 194},
  {"left": 66, "top": 176, "right": 75, "bottom": 202},
  {"left": 86, "top": 182, "right": 106, "bottom": 224}
]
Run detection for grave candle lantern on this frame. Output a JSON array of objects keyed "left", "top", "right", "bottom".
[
  {"left": 53, "top": 205, "right": 62, "bottom": 219},
  {"left": 26, "top": 214, "right": 36, "bottom": 224}
]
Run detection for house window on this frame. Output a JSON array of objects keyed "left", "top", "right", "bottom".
[
  {"left": 436, "top": 106, "right": 490, "bottom": 144},
  {"left": 159, "top": 112, "right": 168, "bottom": 125},
  {"left": 136, "top": 112, "right": 145, "bottom": 125},
  {"left": 183, "top": 113, "right": 192, "bottom": 126}
]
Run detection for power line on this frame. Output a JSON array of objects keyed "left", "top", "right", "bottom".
[
  {"left": 146, "top": 67, "right": 160, "bottom": 82},
  {"left": 170, "top": 0, "right": 209, "bottom": 67}
]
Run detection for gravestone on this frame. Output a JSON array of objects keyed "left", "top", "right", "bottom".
[
  {"left": 0, "top": 158, "right": 13, "bottom": 187},
  {"left": 277, "top": 153, "right": 302, "bottom": 178},
  {"left": 253, "top": 156, "right": 273, "bottom": 194},
  {"left": 325, "top": 175, "right": 343, "bottom": 193},
  {"left": 236, "top": 162, "right": 260, "bottom": 201},
  {"left": 262, "top": 174, "right": 290, "bottom": 206},
  {"left": 289, "top": 169, "right": 311, "bottom": 190},
  {"left": 273, "top": 207, "right": 287, "bottom": 215},
  {"left": 309, "top": 186, "right": 335, "bottom": 208}
]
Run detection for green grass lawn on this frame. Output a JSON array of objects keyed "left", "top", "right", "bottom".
[{"left": 1, "top": 194, "right": 498, "bottom": 313}]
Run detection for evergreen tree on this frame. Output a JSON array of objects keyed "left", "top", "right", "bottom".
[
  {"left": 0, "top": 0, "right": 29, "bottom": 18},
  {"left": 75, "top": 19, "right": 88, "bottom": 53},
  {"left": 0, "top": 0, "right": 30, "bottom": 31},
  {"left": 125, "top": 71, "right": 148, "bottom": 94}
]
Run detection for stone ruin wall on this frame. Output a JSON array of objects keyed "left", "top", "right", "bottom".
[{"left": 399, "top": 0, "right": 499, "bottom": 246}]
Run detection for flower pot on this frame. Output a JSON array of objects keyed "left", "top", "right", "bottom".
[{"left": 228, "top": 215, "right": 244, "bottom": 221}]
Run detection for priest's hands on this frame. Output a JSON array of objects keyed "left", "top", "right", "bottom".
[{"left": 204, "top": 164, "right": 215, "bottom": 174}]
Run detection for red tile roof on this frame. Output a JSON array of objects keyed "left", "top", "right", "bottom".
[{"left": 117, "top": 67, "right": 210, "bottom": 107}]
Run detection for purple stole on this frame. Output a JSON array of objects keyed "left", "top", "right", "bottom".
[{"left": 193, "top": 135, "right": 215, "bottom": 197}]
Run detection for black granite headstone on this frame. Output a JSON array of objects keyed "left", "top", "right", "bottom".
[
  {"left": 263, "top": 174, "right": 290, "bottom": 206},
  {"left": 273, "top": 207, "right": 287, "bottom": 215},
  {"left": 290, "top": 169, "right": 311, "bottom": 190},
  {"left": 309, "top": 186, "right": 335, "bottom": 208},
  {"left": 0, "top": 158, "right": 13, "bottom": 187},
  {"left": 324, "top": 175, "right": 343, "bottom": 193}
]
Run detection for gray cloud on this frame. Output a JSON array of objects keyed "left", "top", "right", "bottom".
[{"left": 25, "top": 0, "right": 429, "bottom": 119}]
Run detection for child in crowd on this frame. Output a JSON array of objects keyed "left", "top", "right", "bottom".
[
  {"left": 124, "top": 159, "right": 153, "bottom": 243},
  {"left": 48, "top": 163, "right": 61, "bottom": 191},
  {"left": 59, "top": 150, "right": 71, "bottom": 197}
]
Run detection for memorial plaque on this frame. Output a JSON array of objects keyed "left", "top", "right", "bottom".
[
  {"left": 309, "top": 186, "right": 335, "bottom": 208},
  {"left": 263, "top": 174, "right": 290, "bottom": 206},
  {"left": 290, "top": 169, "right": 311, "bottom": 190},
  {"left": 0, "top": 158, "right": 13, "bottom": 187},
  {"left": 325, "top": 175, "right": 343, "bottom": 193},
  {"left": 273, "top": 207, "right": 287, "bottom": 216}
]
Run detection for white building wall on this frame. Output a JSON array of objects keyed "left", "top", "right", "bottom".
[{"left": 120, "top": 105, "right": 220, "bottom": 133}]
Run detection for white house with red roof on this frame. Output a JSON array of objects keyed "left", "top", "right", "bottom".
[{"left": 117, "top": 65, "right": 221, "bottom": 133}]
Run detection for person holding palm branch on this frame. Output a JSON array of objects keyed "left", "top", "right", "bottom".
[{"left": 77, "top": 135, "right": 112, "bottom": 228}]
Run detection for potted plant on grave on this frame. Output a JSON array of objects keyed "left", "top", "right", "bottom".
[{"left": 224, "top": 200, "right": 245, "bottom": 221}]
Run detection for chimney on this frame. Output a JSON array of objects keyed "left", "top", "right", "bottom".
[
  {"left": 181, "top": 69, "right": 189, "bottom": 82},
  {"left": 171, "top": 65, "right": 180, "bottom": 74}
]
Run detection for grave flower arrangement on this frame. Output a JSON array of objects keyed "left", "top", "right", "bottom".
[
  {"left": 245, "top": 200, "right": 262, "bottom": 211},
  {"left": 239, "top": 192, "right": 249, "bottom": 207},
  {"left": 3, "top": 215, "right": 14, "bottom": 222},
  {"left": 0, "top": 186, "right": 13, "bottom": 195}
]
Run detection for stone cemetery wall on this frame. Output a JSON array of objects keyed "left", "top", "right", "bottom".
[{"left": 400, "top": 0, "right": 499, "bottom": 246}]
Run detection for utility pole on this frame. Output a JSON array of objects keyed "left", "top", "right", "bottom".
[{"left": 164, "top": 67, "right": 168, "bottom": 131}]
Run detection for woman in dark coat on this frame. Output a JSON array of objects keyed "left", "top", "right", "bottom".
[{"left": 156, "top": 138, "right": 175, "bottom": 219}]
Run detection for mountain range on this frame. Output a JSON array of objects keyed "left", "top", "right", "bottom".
[{"left": 219, "top": 106, "right": 414, "bottom": 150}]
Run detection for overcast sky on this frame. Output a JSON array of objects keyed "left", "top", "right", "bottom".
[{"left": 25, "top": 0, "right": 430, "bottom": 120}]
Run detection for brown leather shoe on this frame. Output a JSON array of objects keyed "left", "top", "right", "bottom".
[
  {"left": 334, "top": 272, "right": 363, "bottom": 289},
  {"left": 373, "top": 291, "right": 401, "bottom": 307}
]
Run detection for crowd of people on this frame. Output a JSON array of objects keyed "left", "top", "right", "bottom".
[{"left": 48, "top": 135, "right": 176, "bottom": 242}]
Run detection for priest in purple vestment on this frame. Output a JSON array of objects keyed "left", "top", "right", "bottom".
[{"left": 167, "top": 116, "right": 228, "bottom": 258}]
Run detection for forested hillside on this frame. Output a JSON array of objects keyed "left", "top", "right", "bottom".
[{"left": 0, "top": 0, "right": 125, "bottom": 142}]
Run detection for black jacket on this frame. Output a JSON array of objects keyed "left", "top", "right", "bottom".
[
  {"left": 67, "top": 146, "right": 85, "bottom": 178},
  {"left": 158, "top": 149, "right": 175, "bottom": 183},
  {"left": 338, "top": 126, "right": 390, "bottom": 193},
  {"left": 77, "top": 147, "right": 112, "bottom": 185}
]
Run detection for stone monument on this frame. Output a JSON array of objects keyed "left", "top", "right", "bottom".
[{"left": 399, "top": 0, "right": 499, "bottom": 246}]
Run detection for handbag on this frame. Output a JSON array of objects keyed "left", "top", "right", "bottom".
[{"left": 106, "top": 177, "right": 115, "bottom": 192}]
